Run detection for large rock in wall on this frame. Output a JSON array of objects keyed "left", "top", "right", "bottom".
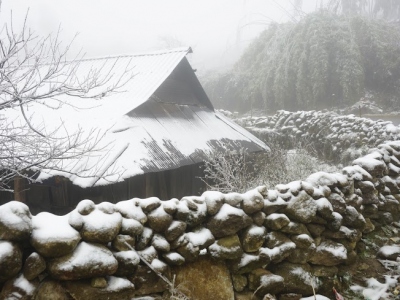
[{"left": 3, "top": 113, "right": 400, "bottom": 299}]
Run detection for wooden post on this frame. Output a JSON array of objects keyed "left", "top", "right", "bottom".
[
  {"left": 157, "top": 172, "right": 169, "bottom": 200},
  {"left": 14, "top": 176, "right": 27, "bottom": 202},
  {"left": 145, "top": 173, "right": 154, "bottom": 197}
]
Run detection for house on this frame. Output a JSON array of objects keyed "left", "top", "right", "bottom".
[{"left": 0, "top": 47, "right": 268, "bottom": 214}]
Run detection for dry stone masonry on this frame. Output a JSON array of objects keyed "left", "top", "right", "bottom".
[
  {"left": 237, "top": 110, "right": 400, "bottom": 163},
  {"left": 2, "top": 111, "right": 400, "bottom": 299}
]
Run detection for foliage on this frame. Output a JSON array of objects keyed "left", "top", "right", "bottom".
[
  {"left": 203, "top": 11, "right": 400, "bottom": 113},
  {"left": 0, "top": 13, "right": 132, "bottom": 193},
  {"left": 201, "top": 138, "right": 338, "bottom": 192}
]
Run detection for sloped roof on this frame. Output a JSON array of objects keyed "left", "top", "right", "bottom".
[{"left": 13, "top": 48, "right": 268, "bottom": 188}]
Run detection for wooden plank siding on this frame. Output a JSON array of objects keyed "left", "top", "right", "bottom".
[{"left": 0, "top": 163, "right": 206, "bottom": 215}]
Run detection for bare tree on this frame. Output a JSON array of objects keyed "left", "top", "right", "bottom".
[{"left": 0, "top": 12, "right": 133, "bottom": 194}]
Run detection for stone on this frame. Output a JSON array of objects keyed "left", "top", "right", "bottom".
[
  {"left": 323, "top": 227, "right": 361, "bottom": 242},
  {"left": 202, "top": 191, "right": 225, "bottom": 215},
  {"left": 224, "top": 192, "right": 244, "bottom": 207},
  {"left": 151, "top": 258, "right": 169, "bottom": 274},
  {"left": 240, "top": 225, "right": 267, "bottom": 252},
  {"left": 115, "top": 199, "right": 147, "bottom": 224},
  {"left": 64, "top": 276, "right": 136, "bottom": 300},
  {"left": 253, "top": 211, "right": 266, "bottom": 226},
  {"left": 342, "top": 165, "right": 373, "bottom": 181},
  {"left": 378, "top": 211, "right": 394, "bottom": 225},
  {"left": 312, "top": 265, "right": 338, "bottom": 277},
  {"left": 263, "top": 198, "right": 287, "bottom": 215},
  {"left": 47, "top": 242, "right": 118, "bottom": 280},
  {"left": 172, "top": 257, "right": 235, "bottom": 300},
  {"left": 138, "top": 246, "right": 158, "bottom": 263},
  {"left": 281, "top": 222, "right": 310, "bottom": 235},
  {"left": 235, "top": 291, "right": 260, "bottom": 300},
  {"left": 162, "top": 252, "right": 185, "bottom": 266},
  {"left": 207, "top": 204, "right": 252, "bottom": 238},
  {"left": 315, "top": 198, "right": 334, "bottom": 220},
  {"left": 176, "top": 197, "right": 208, "bottom": 228},
  {"left": 241, "top": 189, "right": 264, "bottom": 214},
  {"left": 353, "top": 154, "right": 388, "bottom": 177},
  {"left": 114, "top": 250, "right": 140, "bottom": 276},
  {"left": 0, "top": 240, "right": 22, "bottom": 282},
  {"left": 147, "top": 206, "right": 173, "bottom": 233},
  {"left": 186, "top": 227, "right": 215, "bottom": 249},
  {"left": 291, "top": 234, "right": 314, "bottom": 249},
  {"left": 131, "top": 265, "right": 167, "bottom": 295},
  {"left": 283, "top": 191, "right": 317, "bottom": 223},
  {"left": 0, "top": 274, "right": 38, "bottom": 300},
  {"left": 34, "top": 279, "right": 70, "bottom": 300},
  {"left": 23, "top": 252, "right": 46, "bottom": 281},
  {"left": 301, "top": 181, "right": 315, "bottom": 196},
  {"left": 264, "top": 213, "right": 290, "bottom": 230},
  {"left": 248, "top": 269, "right": 284, "bottom": 297},
  {"left": 208, "top": 235, "right": 243, "bottom": 260},
  {"left": 363, "top": 218, "right": 375, "bottom": 233},
  {"left": 139, "top": 197, "right": 161, "bottom": 213},
  {"left": 325, "top": 212, "right": 342, "bottom": 232},
  {"left": 308, "top": 240, "right": 347, "bottom": 266},
  {"left": 306, "top": 223, "right": 325, "bottom": 237},
  {"left": 270, "top": 262, "right": 314, "bottom": 295},
  {"left": 76, "top": 199, "right": 96, "bottom": 215},
  {"left": 278, "top": 294, "right": 302, "bottom": 300},
  {"left": 261, "top": 242, "right": 296, "bottom": 264},
  {"left": 136, "top": 227, "right": 154, "bottom": 250},
  {"left": 112, "top": 234, "right": 135, "bottom": 251},
  {"left": 176, "top": 242, "right": 200, "bottom": 262},
  {"left": 31, "top": 212, "right": 81, "bottom": 258},
  {"left": 232, "top": 274, "right": 247, "bottom": 292},
  {"left": 376, "top": 245, "right": 400, "bottom": 260},
  {"left": 164, "top": 220, "right": 187, "bottom": 242},
  {"left": 78, "top": 206, "right": 122, "bottom": 244},
  {"left": 287, "top": 247, "right": 315, "bottom": 264},
  {"left": 232, "top": 251, "right": 270, "bottom": 274},
  {"left": 151, "top": 234, "right": 171, "bottom": 252},
  {"left": 120, "top": 218, "right": 144, "bottom": 236},
  {"left": 0, "top": 201, "right": 32, "bottom": 241},
  {"left": 91, "top": 277, "right": 108, "bottom": 288},
  {"left": 161, "top": 198, "right": 179, "bottom": 215}
]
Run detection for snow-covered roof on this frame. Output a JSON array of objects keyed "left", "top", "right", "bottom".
[{"left": 10, "top": 47, "right": 269, "bottom": 188}]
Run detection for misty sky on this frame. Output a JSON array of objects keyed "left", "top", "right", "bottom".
[{"left": 1, "top": 0, "right": 316, "bottom": 73}]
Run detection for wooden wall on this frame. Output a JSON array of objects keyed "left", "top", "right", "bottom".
[{"left": 0, "top": 163, "right": 206, "bottom": 215}]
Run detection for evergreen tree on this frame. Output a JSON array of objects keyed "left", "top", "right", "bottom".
[{"left": 203, "top": 11, "right": 400, "bottom": 113}]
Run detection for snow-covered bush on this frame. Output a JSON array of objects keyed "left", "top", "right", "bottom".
[{"left": 201, "top": 139, "right": 338, "bottom": 192}]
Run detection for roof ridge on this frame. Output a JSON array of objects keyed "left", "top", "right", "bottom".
[{"left": 67, "top": 47, "right": 192, "bottom": 64}]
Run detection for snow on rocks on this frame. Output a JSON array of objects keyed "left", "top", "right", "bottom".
[
  {"left": 31, "top": 212, "right": 81, "bottom": 257},
  {"left": 0, "top": 201, "right": 32, "bottom": 241},
  {"left": 69, "top": 201, "right": 122, "bottom": 244},
  {"left": 309, "top": 240, "right": 347, "bottom": 266},
  {"left": 5, "top": 116, "right": 400, "bottom": 299},
  {"left": 0, "top": 240, "right": 22, "bottom": 282},
  {"left": 377, "top": 245, "right": 400, "bottom": 260},
  {"left": 47, "top": 241, "right": 118, "bottom": 280},
  {"left": 206, "top": 203, "right": 252, "bottom": 237}
]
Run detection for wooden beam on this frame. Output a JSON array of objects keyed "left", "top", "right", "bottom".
[{"left": 14, "top": 176, "right": 27, "bottom": 202}]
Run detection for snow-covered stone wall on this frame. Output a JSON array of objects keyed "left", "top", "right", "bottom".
[
  {"left": 2, "top": 112, "right": 400, "bottom": 299},
  {"left": 238, "top": 110, "right": 400, "bottom": 163}
]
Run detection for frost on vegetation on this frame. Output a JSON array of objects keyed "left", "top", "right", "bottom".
[{"left": 201, "top": 139, "right": 338, "bottom": 192}]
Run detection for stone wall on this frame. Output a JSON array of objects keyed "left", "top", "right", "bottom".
[
  {"left": 2, "top": 111, "right": 400, "bottom": 299},
  {"left": 237, "top": 110, "right": 400, "bottom": 163}
]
